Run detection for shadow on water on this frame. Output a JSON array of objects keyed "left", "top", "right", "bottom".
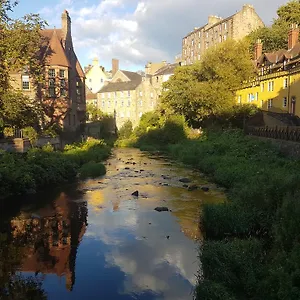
[{"left": 0, "top": 148, "right": 226, "bottom": 300}]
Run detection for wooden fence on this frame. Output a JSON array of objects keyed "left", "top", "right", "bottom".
[{"left": 246, "top": 126, "right": 300, "bottom": 143}]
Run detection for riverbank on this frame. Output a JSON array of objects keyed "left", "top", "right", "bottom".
[
  {"left": 118, "top": 122, "right": 300, "bottom": 299},
  {"left": 0, "top": 138, "right": 111, "bottom": 200}
]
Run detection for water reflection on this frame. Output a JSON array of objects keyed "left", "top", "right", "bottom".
[{"left": 10, "top": 192, "right": 87, "bottom": 291}]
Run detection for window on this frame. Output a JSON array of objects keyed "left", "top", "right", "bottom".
[
  {"left": 219, "top": 35, "right": 222, "bottom": 43},
  {"left": 127, "top": 99, "right": 131, "bottom": 107},
  {"left": 198, "top": 54, "right": 201, "bottom": 60},
  {"left": 49, "top": 78, "right": 55, "bottom": 97},
  {"left": 139, "top": 112, "right": 143, "bottom": 118},
  {"left": 261, "top": 83, "right": 264, "bottom": 92},
  {"left": 121, "top": 100, "right": 124, "bottom": 107},
  {"left": 89, "top": 78, "right": 92, "bottom": 82},
  {"left": 261, "top": 100, "right": 264, "bottom": 107},
  {"left": 224, "top": 22, "right": 227, "bottom": 30},
  {"left": 115, "top": 99, "right": 118, "bottom": 106},
  {"left": 108, "top": 100, "right": 111, "bottom": 107},
  {"left": 198, "top": 42, "right": 201, "bottom": 49},
  {"left": 156, "top": 76, "right": 159, "bottom": 83},
  {"left": 223, "top": 34, "right": 227, "bottom": 41},
  {"left": 127, "top": 111, "right": 130, "bottom": 118},
  {"left": 101, "top": 78, "right": 104, "bottom": 83},
  {"left": 237, "top": 95, "right": 242, "bottom": 104},
  {"left": 59, "top": 69, "right": 65, "bottom": 78},
  {"left": 108, "top": 92, "right": 111, "bottom": 98},
  {"left": 139, "top": 91, "right": 143, "bottom": 97},
  {"left": 48, "top": 69, "right": 55, "bottom": 78},
  {"left": 22, "top": 75, "right": 30, "bottom": 90},
  {"left": 150, "top": 92, "right": 154, "bottom": 99},
  {"left": 198, "top": 31, "right": 201, "bottom": 38},
  {"left": 120, "top": 111, "right": 124, "bottom": 118},
  {"left": 120, "top": 91, "right": 124, "bottom": 98},
  {"left": 268, "top": 81, "right": 274, "bottom": 91},
  {"left": 283, "top": 97, "right": 287, "bottom": 107},
  {"left": 191, "top": 50, "right": 194, "bottom": 57},
  {"left": 127, "top": 91, "right": 131, "bottom": 97},
  {"left": 102, "top": 100, "right": 105, "bottom": 107},
  {"left": 60, "top": 79, "right": 66, "bottom": 96},
  {"left": 114, "top": 92, "right": 117, "bottom": 98},
  {"left": 139, "top": 100, "right": 143, "bottom": 107},
  {"left": 283, "top": 78, "right": 288, "bottom": 89},
  {"left": 101, "top": 93, "right": 104, "bottom": 99},
  {"left": 268, "top": 99, "right": 273, "bottom": 109}
]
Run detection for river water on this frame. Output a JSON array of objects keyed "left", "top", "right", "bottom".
[{"left": 0, "top": 148, "right": 226, "bottom": 300}]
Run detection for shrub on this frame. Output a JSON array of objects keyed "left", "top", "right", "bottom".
[
  {"left": 22, "top": 126, "right": 38, "bottom": 146},
  {"left": 79, "top": 162, "right": 106, "bottom": 179},
  {"left": 118, "top": 120, "right": 133, "bottom": 139}
]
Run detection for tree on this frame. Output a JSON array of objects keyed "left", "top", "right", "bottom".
[
  {"left": 0, "top": 90, "right": 40, "bottom": 128},
  {"left": 0, "top": 1, "right": 47, "bottom": 128},
  {"left": 86, "top": 104, "right": 105, "bottom": 122},
  {"left": 247, "top": 0, "right": 300, "bottom": 53},
  {"left": 161, "top": 40, "right": 254, "bottom": 125}
]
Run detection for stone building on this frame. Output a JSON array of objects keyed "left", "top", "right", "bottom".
[
  {"left": 97, "top": 60, "right": 179, "bottom": 129},
  {"left": 182, "top": 4, "right": 264, "bottom": 65},
  {"left": 84, "top": 58, "right": 111, "bottom": 93},
  {"left": 9, "top": 10, "right": 86, "bottom": 134}
]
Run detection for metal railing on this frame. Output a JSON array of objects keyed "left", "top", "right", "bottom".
[{"left": 246, "top": 125, "right": 300, "bottom": 143}]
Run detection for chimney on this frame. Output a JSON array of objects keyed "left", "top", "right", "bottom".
[
  {"left": 254, "top": 39, "right": 263, "bottom": 60},
  {"left": 112, "top": 58, "right": 119, "bottom": 76},
  {"left": 208, "top": 15, "right": 222, "bottom": 26},
  {"left": 288, "top": 24, "right": 299, "bottom": 50},
  {"left": 61, "top": 10, "right": 72, "bottom": 48},
  {"left": 92, "top": 58, "right": 99, "bottom": 66}
]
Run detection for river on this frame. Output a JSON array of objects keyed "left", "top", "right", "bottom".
[{"left": 0, "top": 148, "right": 226, "bottom": 300}]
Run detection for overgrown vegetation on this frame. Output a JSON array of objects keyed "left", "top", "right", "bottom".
[
  {"left": 0, "top": 138, "right": 111, "bottom": 200},
  {"left": 117, "top": 111, "right": 300, "bottom": 299}
]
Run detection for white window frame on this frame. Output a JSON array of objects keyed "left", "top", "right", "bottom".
[
  {"left": 268, "top": 99, "right": 273, "bottom": 109},
  {"left": 22, "top": 75, "right": 30, "bottom": 90}
]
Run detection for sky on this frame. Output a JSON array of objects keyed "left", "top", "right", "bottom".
[{"left": 10, "top": 0, "right": 289, "bottom": 72}]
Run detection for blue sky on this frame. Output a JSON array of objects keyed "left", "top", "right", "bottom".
[{"left": 10, "top": 0, "right": 288, "bottom": 72}]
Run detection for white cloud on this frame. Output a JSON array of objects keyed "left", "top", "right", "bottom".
[{"left": 40, "top": 0, "right": 288, "bottom": 71}]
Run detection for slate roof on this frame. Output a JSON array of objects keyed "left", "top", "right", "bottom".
[
  {"left": 154, "top": 63, "right": 179, "bottom": 76},
  {"left": 257, "top": 42, "right": 300, "bottom": 66},
  {"left": 85, "top": 85, "right": 97, "bottom": 100},
  {"left": 99, "top": 70, "right": 142, "bottom": 93}
]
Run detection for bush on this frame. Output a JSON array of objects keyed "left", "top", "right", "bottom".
[
  {"left": 22, "top": 126, "right": 38, "bottom": 146},
  {"left": 79, "top": 162, "right": 106, "bottom": 179},
  {"left": 118, "top": 120, "right": 133, "bottom": 139}
]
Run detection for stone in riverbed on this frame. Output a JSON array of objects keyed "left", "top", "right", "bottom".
[
  {"left": 154, "top": 207, "right": 169, "bottom": 212},
  {"left": 188, "top": 184, "right": 198, "bottom": 191},
  {"left": 132, "top": 190, "right": 139, "bottom": 197},
  {"left": 201, "top": 186, "right": 210, "bottom": 192},
  {"left": 183, "top": 184, "right": 189, "bottom": 188},
  {"left": 179, "top": 178, "right": 191, "bottom": 183}
]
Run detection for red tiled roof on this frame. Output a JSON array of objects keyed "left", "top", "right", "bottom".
[{"left": 44, "top": 30, "right": 70, "bottom": 67}]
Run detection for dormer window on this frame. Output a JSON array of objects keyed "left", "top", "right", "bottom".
[{"left": 59, "top": 69, "right": 65, "bottom": 78}]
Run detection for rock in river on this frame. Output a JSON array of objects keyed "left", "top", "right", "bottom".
[
  {"left": 132, "top": 190, "right": 139, "bottom": 197},
  {"left": 179, "top": 178, "right": 191, "bottom": 183},
  {"left": 201, "top": 186, "right": 210, "bottom": 192},
  {"left": 188, "top": 184, "right": 198, "bottom": 191},
  {"left": 154, "top": 207, "right": 169, "bottom": 212}
]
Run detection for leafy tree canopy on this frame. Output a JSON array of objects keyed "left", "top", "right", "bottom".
[
  {"left": 160, "top": 40, "right": 254, "bottom": 125},
  {"left": 0, "top": 0, "right": 46, "bottom": 129},
  {"left": 247, "top": 0, "right": 300, "bottom": 54}
]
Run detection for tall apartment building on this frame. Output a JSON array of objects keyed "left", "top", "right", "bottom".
[{"left": 182, "top": 4, "right": 264, "bottom": 65}]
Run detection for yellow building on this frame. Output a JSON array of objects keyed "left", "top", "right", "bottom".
[{"left": 236, "top": 25, "right": 300, "bottom": 117}]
